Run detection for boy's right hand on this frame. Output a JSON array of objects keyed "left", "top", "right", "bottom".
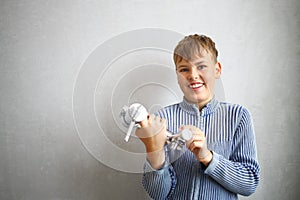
[{"left": 135, "top": 114, "right": 167, "bottom": 153}]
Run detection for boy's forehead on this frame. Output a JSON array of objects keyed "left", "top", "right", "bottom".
[{"left": 177, "top": 50, "right": 213, "bottom": 64}]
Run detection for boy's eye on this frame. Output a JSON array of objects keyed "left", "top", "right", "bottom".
[
  {"left": 178, "top": 68, "right": 189, "bottom": 72},
  {"left": 197, "top": 65, "right": 206, "bottom": 70}
]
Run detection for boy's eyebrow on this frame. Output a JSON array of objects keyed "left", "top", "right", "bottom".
[
  {"left": 176, "top": 60, "right": 207, "bottom": 69},
  {"left": 193, "top": 61, "right": 206, "bottom": 66},
  {"left": 176, "top": 64, "right": 189, "bottom": 68}
]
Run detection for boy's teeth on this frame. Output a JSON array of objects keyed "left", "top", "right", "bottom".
[{"left": 190, "top": 83, "right": 203, "bottom": 88}]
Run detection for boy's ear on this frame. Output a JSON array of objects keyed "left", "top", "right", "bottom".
[{"left": 215, "top": 62, "right": 222, "bottom": 78}]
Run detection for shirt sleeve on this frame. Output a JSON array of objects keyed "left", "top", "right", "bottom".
[
  {"left": 142, "top": 152, "right": 177, "bottom": 200},
  {"left": 204, "top": 107, "right": 260, "bottom": 196}
]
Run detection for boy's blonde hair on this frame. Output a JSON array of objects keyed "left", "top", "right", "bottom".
[{"left": 173, "top": 34, "right": 218, "bottom": 65}]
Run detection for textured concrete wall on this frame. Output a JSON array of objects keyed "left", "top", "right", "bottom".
[{"left": 0, "top": 0, "right": 299, "bottom": 199}]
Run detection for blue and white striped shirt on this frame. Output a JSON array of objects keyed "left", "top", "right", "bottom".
[{"left": 142, "top": 98, "right": 260, "bottom": 200}]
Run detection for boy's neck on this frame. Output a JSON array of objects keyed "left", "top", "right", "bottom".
[{"left": 197, "top": 98, "right": 212, "bottom": 111}]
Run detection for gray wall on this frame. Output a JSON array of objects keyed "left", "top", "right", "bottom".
[{"left": 1, "top": 0, "right": 299, "bottom": 199}]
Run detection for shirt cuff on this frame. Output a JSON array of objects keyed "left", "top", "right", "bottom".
[
  {"left": 144, "top": 158, "right": 169, "bottom": 173},
  {"left": 204, "top": 151, "right": 220, "bottom": 175}
]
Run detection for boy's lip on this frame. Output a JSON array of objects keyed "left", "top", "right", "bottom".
[{"left": 189, "top": 82, "right": 205, "bottom": 89}]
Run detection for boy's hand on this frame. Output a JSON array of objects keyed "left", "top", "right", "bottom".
[
  {"left": 181, "top": 125, "right": 212, "bottom": 166},
  {"left": 135, "top": 114, "right": 167, "bottom": 153}
]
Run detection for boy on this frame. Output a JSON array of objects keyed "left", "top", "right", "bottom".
[{"left": 135, "top": 34, "right": 260, "bottom": 199}]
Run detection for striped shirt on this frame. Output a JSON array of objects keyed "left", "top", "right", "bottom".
[{"left": 142, "top": 97, "right": 260, "bottom": 200}]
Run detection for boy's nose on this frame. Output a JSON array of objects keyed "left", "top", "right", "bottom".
[{"left": 188, "top": 67, "right": 199, "bottom": 80}]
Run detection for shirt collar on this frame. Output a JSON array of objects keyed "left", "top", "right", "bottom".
[{"left": 179, "top": 96, "right": 219, "bottom": 116}]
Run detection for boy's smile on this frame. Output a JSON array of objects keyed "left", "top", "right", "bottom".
[
  {"left": 175, "top": 50, "right": 221, "bottom": 109},
  {"left": 189, "top": 82, "right": 205, "bottom": 90}
]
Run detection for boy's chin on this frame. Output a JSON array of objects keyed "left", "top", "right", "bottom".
[{"left": 186, "top": 95, "right": 211, "bottom": 104}]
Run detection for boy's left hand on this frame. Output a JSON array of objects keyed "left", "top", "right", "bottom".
[{"left": 180, "top": 125, "right": 212, "bottom": 166}]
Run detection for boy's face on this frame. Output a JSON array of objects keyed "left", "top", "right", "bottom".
[{"left": 175, "top": 50, "right": 221, "bottom": 108}]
